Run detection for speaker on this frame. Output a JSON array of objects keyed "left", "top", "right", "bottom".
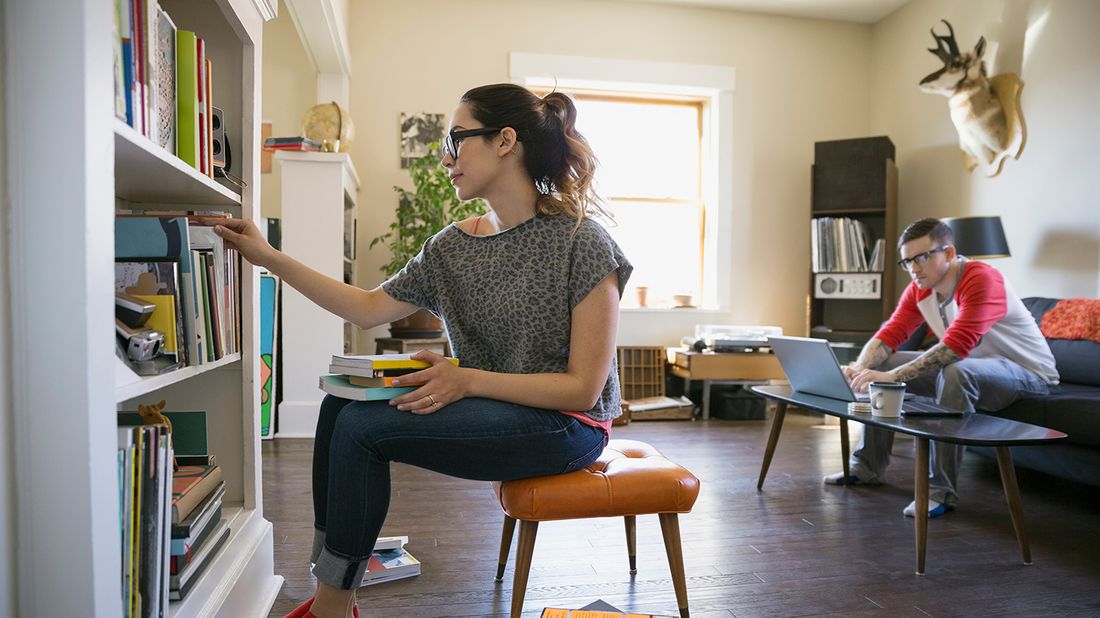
[
  {"left": 814, "top": 273, "right": 881, "bottom": 299},
  {"left": 211, "top": 107, "right": 226, "bottom": 169}
]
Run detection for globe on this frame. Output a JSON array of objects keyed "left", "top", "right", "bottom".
[{"left": 300, "top": 101, "right": 355, "bottom": 152}]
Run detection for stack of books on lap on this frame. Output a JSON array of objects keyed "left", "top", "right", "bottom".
[
  {"left": 319, "top": 353, "right": 459, "bottom": 401},
  {"left": 168, "top": 463, "right": 226, "bottom": 601},
  {"left": 263, "top": 136, "right": 322, "bottom": 152}
]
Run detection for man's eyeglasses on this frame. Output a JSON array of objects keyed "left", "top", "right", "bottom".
[
  {"left": 898, "top": 245, "right": 950, "bottom": 270},
  {"left": 442, "top": 127, "right": 502, "bottom": 160}
]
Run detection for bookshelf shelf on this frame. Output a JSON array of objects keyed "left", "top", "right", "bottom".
[
  {"left": 114, "top": 118, "right": 241, "bottom": 207},
  {"left": 115, "top": 353, "right": 242, "bottom": 404}
]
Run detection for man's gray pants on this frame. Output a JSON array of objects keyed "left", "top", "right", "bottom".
[{"left": 850, "top": 351, "right": 1050, "bottom": 505}]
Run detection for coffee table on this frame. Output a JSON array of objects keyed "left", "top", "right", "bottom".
[{"left": 751, "top": 385, "right": 1067, "bottom": 574}]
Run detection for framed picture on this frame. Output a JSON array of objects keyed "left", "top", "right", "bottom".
[{"left": 400, "top": 112, "right": 444, "bottom": 168}]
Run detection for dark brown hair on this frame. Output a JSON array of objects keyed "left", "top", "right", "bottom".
[
  {"left": 460, "top": 84, "right": 609, "bottom": 223},
  {"left": 898, "top": 217, "right": 954, "bottom": 249}
]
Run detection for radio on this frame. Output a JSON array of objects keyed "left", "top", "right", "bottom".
[{"left": 814, "top": 273, "right": 881, "bottom": 299}]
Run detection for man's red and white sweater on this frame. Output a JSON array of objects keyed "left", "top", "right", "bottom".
[{"left": 874, "top": 259, "right": 1059, "bottom": 384}]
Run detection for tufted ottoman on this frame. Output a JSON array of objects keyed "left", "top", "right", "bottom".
[{"left": 492, "top": 439, "right": 701, "bottom": 617}]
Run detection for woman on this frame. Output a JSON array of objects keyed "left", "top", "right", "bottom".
[{"left": 216, "top": 83, "right": 632, "bottom": 618}]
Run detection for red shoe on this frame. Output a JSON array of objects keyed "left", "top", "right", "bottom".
[
  {"left": 284, "top": 598, "right": 314, "bottom": 618},
  {"left": 283, "top": 597, "right": 360, "bottom": 618}
]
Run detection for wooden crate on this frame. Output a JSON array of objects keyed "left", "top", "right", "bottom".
[{"left": 617, "top": 346, "right": 667, "bottom": 401}]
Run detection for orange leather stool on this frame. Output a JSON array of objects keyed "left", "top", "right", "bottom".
[{"left": 492, "top": 439, "right": 701, "bottom": 618}]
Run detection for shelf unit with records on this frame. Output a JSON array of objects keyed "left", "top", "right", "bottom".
[
  {"left": 5, "top": 0, "right": 281, "bottom": 615},
  {"left": 807, "top": 137, "right": 899, "bottom": 350}
]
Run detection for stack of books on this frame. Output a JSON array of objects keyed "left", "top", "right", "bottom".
[
  {"left": 263, "top": 136, "right": 322, "bottom": 152},
  {"left": 118, "top": 422, "right": 173, "bottom": 617},
  {"left": 361, "top": 536, "right": 422, "bottom": 586},
  {"left": 168, "top": 463, "right": 227, "bottom": 601},
  {"left": 319, "top": 353, "right": 460, "bottom": 401}
]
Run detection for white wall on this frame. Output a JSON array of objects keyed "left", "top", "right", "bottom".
[
  {"left": 0, "top": 0, "right": 16, "bottom": 611},
  {"left": 344, "top": 0, "right": 875, "bottom": 348},
  {"left": 870, "top": 0, "right": 1100, "bottom": 298},
  {"left": 259, "top": 0, "right": 317, "bottom": 221}
]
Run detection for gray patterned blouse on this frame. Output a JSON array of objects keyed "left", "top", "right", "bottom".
[{"left": 381, "top": 213, "right": 632, "bottom": 422}]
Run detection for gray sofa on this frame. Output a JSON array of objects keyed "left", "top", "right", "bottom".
[{"left": 902, "top": 297, "right": 1100, "bottom": 487}]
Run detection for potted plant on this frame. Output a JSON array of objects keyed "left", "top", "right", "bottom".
[{"left": 370, "top": 143, "right": 486, "bottom": 337}]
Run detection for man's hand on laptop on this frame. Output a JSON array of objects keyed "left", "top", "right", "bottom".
[{"left": 848, "top": 368, "right": 897, "bottom": 393}]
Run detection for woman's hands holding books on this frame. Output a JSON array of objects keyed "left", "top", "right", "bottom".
[
  {"left": 213, "top": 219, "right": 276, "bottom": 269},
  {"left": 389, "top": 350, "right": 466, "bottom": 414}
]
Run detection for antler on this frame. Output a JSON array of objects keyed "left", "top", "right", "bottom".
[{"left": 927, "top": 19, "right": 961, "bottom": 64}]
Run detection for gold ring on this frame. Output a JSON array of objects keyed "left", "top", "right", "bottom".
[{"left": 428, "top": 394, "right": 437, "bottom": 405}]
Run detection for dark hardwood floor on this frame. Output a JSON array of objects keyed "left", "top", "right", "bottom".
[{"left": 264, "top": 411, "right": 1100, "bottom": 617}]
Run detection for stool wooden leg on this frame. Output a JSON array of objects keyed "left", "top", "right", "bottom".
[
  {"left": 510, "top": 520, "right": 538, "bottom": 618},
  {"left": 658, "top": 513, "right": 690, "bottom": 618},
  {"left": 624, "top": 515, "right": 637, "bottom": 574},
  {"left": 996, "top": 446, "right": 1032, "bottom": 565},
  {"left": 496, "top": 515, "right": 517, "bottom": 581}
]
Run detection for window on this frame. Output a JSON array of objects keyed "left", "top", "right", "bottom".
[
  {"left": 513, "top": 52, "right": 736, "bottom": 310},
  {"left": 570, "top": 94, "right": 705, "bottom": 308}
]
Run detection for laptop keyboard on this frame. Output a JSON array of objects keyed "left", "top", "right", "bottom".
[{"left": 904, "top": 399, "right": 949, "bottom": 413}]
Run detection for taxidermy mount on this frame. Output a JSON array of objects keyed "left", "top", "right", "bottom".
[{"left": 919, "top": 20, "right": 1025, "bottom": 177}]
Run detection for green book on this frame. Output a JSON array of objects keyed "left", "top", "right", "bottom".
[
  {"left": 318, "top": 375, "right": 415, "bottom": 401},
  {"left": 118, "top": 411, "right": 208, "bottom": 457},
  {"left": 175, "top": 30, "right": 198, "bottom": 168}
]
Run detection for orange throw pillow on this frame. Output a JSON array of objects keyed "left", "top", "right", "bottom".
[{"left": 1040, "top": 298, "right": 1100, "bottom": 343}]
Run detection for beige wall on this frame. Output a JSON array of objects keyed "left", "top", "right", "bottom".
[
  {"left": 347, "top": 0, "right": 875, "bottom": 346},
  {"left": 260, "top": 0, "right": 317, "bottom": 221},
  {"left": 870, "top": 0, "right": 1100, "bottom": 298}
]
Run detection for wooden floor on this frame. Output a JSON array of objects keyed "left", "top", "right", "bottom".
[{"left": 264, "top": 411, "right": 1100, "bottom": 617}]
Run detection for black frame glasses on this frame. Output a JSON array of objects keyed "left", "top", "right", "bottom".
[
  {"left": 897, "top": 245, "right": 950, "bottom": 270},
  {"left": 442, "top": 127, "right": 502, "bottom": 160}
]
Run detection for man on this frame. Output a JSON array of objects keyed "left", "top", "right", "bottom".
[{"left": 828, "top": 217, "right": 1058, "bottom": 517}]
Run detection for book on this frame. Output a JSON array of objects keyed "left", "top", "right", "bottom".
[
  {"left": 541, "top": 599, "right": 676, "bottom": 617},
  {"left": 171, "top": 465, "right": 223, "bottom": 524},
  {"left": 318, "top": 375, "right": 415, "bottom": 401},
  {"left": 154, "top": 6, "right": 176, "bottom": 154},
  {"left": 330, "top": 353, "right": 459, "bottom": 371},
  {"left": 175, "top": 29, "right": 199, "bottom": 169},
  {"left": 170, "top": 503, "right": 222, "bottom": 571},
  {"left": 118, "top": 410, "right": 208, "bottom": 458},
  {"left": 263, "top": 136, "right": 322, "bottom": 151},
  {"left": 360, "top": 546, "right": 421, "bottom": 587},
  {"left": 172, "top": 481, "right": 224, "bottom": 538},
  {"left": 347, "top": 375, "right": 418, "bottom": 388},
  {"left": 169, "top": 519, "right": 229, "bottom": 600}
]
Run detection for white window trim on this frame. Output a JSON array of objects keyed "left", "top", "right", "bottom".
[{"left": 510, "top": 52, "right": 736, "bottom": 310}]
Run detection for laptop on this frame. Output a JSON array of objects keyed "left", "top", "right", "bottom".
[{"left": 768, "top": 335, "right": 913, "bottom": 402}]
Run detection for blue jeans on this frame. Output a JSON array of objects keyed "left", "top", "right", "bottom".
[
  {"left": 850, "top": 352, "right": 1051, "bottom": 504},
  {"left": 309, "top": 394, "right": 607, "bottom": 589}
]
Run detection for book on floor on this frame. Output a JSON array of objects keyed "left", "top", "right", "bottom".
[
  {"left": 360, "top": 546, "right": 421, "bottom": 587},
  {"left": 541, "top": 598, "right": 676, "bottom": 617}
]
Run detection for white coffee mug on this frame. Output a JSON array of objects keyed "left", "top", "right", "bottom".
[{"left": 869, "top": 381, "right": 906, "bottom": 417}]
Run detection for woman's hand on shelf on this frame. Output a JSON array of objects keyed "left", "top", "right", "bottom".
[{"left": 214, "top": 219, "right": 276, "bottom": 268}]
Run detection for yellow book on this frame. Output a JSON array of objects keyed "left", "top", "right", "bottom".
[
  {"left": 135, "top": 294, "right": 178, "bottom": 354},
  {"left": 330, "top": 353, "right": 459, "bottom": 371}
]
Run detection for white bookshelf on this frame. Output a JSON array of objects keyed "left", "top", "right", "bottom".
[
  {"left": 5, "top": 0, "right": 281, "bottom": 615},
  {"left": 275, "top": 151, "right": 359, "bottom": 437}
]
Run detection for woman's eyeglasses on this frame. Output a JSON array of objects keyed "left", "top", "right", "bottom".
[
  {"left": 898, "top": 245, "right": 950, "bottom": 270},
  {"left": 442, "top": 127, "right": 502, "bottom": 160}
]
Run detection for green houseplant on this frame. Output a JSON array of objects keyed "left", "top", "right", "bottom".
[{"left": 370, "top": 143, "right": 486, "bottom": 336}]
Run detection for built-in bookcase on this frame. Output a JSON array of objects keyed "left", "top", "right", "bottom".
[{"left": 6, "top": 0, "right": 281, "bottom": 615}]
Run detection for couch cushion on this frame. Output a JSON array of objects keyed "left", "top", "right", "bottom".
[
  {"left": 1023, "top": 297, "right": 1100, "bottom": 387},
  {"left": 992, "top": 384, "right": 1100, "bottom": 447}
]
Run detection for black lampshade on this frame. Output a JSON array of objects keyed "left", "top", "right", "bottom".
[{"left": 943, "top": 216, "right": 1011, "bottom": 258}]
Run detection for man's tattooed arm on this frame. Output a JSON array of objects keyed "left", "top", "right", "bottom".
[
  {"left": 852, "top": 338, "right": 892, "bottom": 371},
  {"left": 893, "top": 343, "right": 960, "bottom": 382}
]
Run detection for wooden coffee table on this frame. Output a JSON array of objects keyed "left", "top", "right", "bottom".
[{"left": 751, "top": 385, "right": 1067, "bottom": 574}]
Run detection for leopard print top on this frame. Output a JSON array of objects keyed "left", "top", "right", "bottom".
[{"left": 381, "top": 213, "right": 632, "bottom": 421}]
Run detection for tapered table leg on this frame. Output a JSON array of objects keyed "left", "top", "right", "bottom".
[
  {"left": 914, "top": 437, "right": 929, "bottom": 575},
  {"left": 757, "top": 401, "right": 788, "bottom": 490},
  {"left": 839, "top": 419, "right": 851, "bottom": 486},
  {"left": 659, "top": 513, "right": 690, "bottom": 618},
  {"left": 495, "top": 515, "right": 516, "bottom": 581},
  {"left": 996, "top": 446, "right": 1033, "bottom": 565}
]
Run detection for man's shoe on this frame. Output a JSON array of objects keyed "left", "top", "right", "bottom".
[
  {"left": 823, "top": 471, "right": 882, "bottom": 486},
  {"left": 903, "top": 499, "right": 954, "bottom": 518}
]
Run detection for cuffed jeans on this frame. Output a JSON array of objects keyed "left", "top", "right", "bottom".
[
  {"left": 309, "top": 394, "right": 607, "bottom": 589},
  {"left": 850, "top": 352, "right": 1050, "bottom": 505}
]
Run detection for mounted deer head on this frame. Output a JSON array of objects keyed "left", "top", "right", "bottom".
[{"left": 919, "top": 20, "right": 1014, "bottom": 174}]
